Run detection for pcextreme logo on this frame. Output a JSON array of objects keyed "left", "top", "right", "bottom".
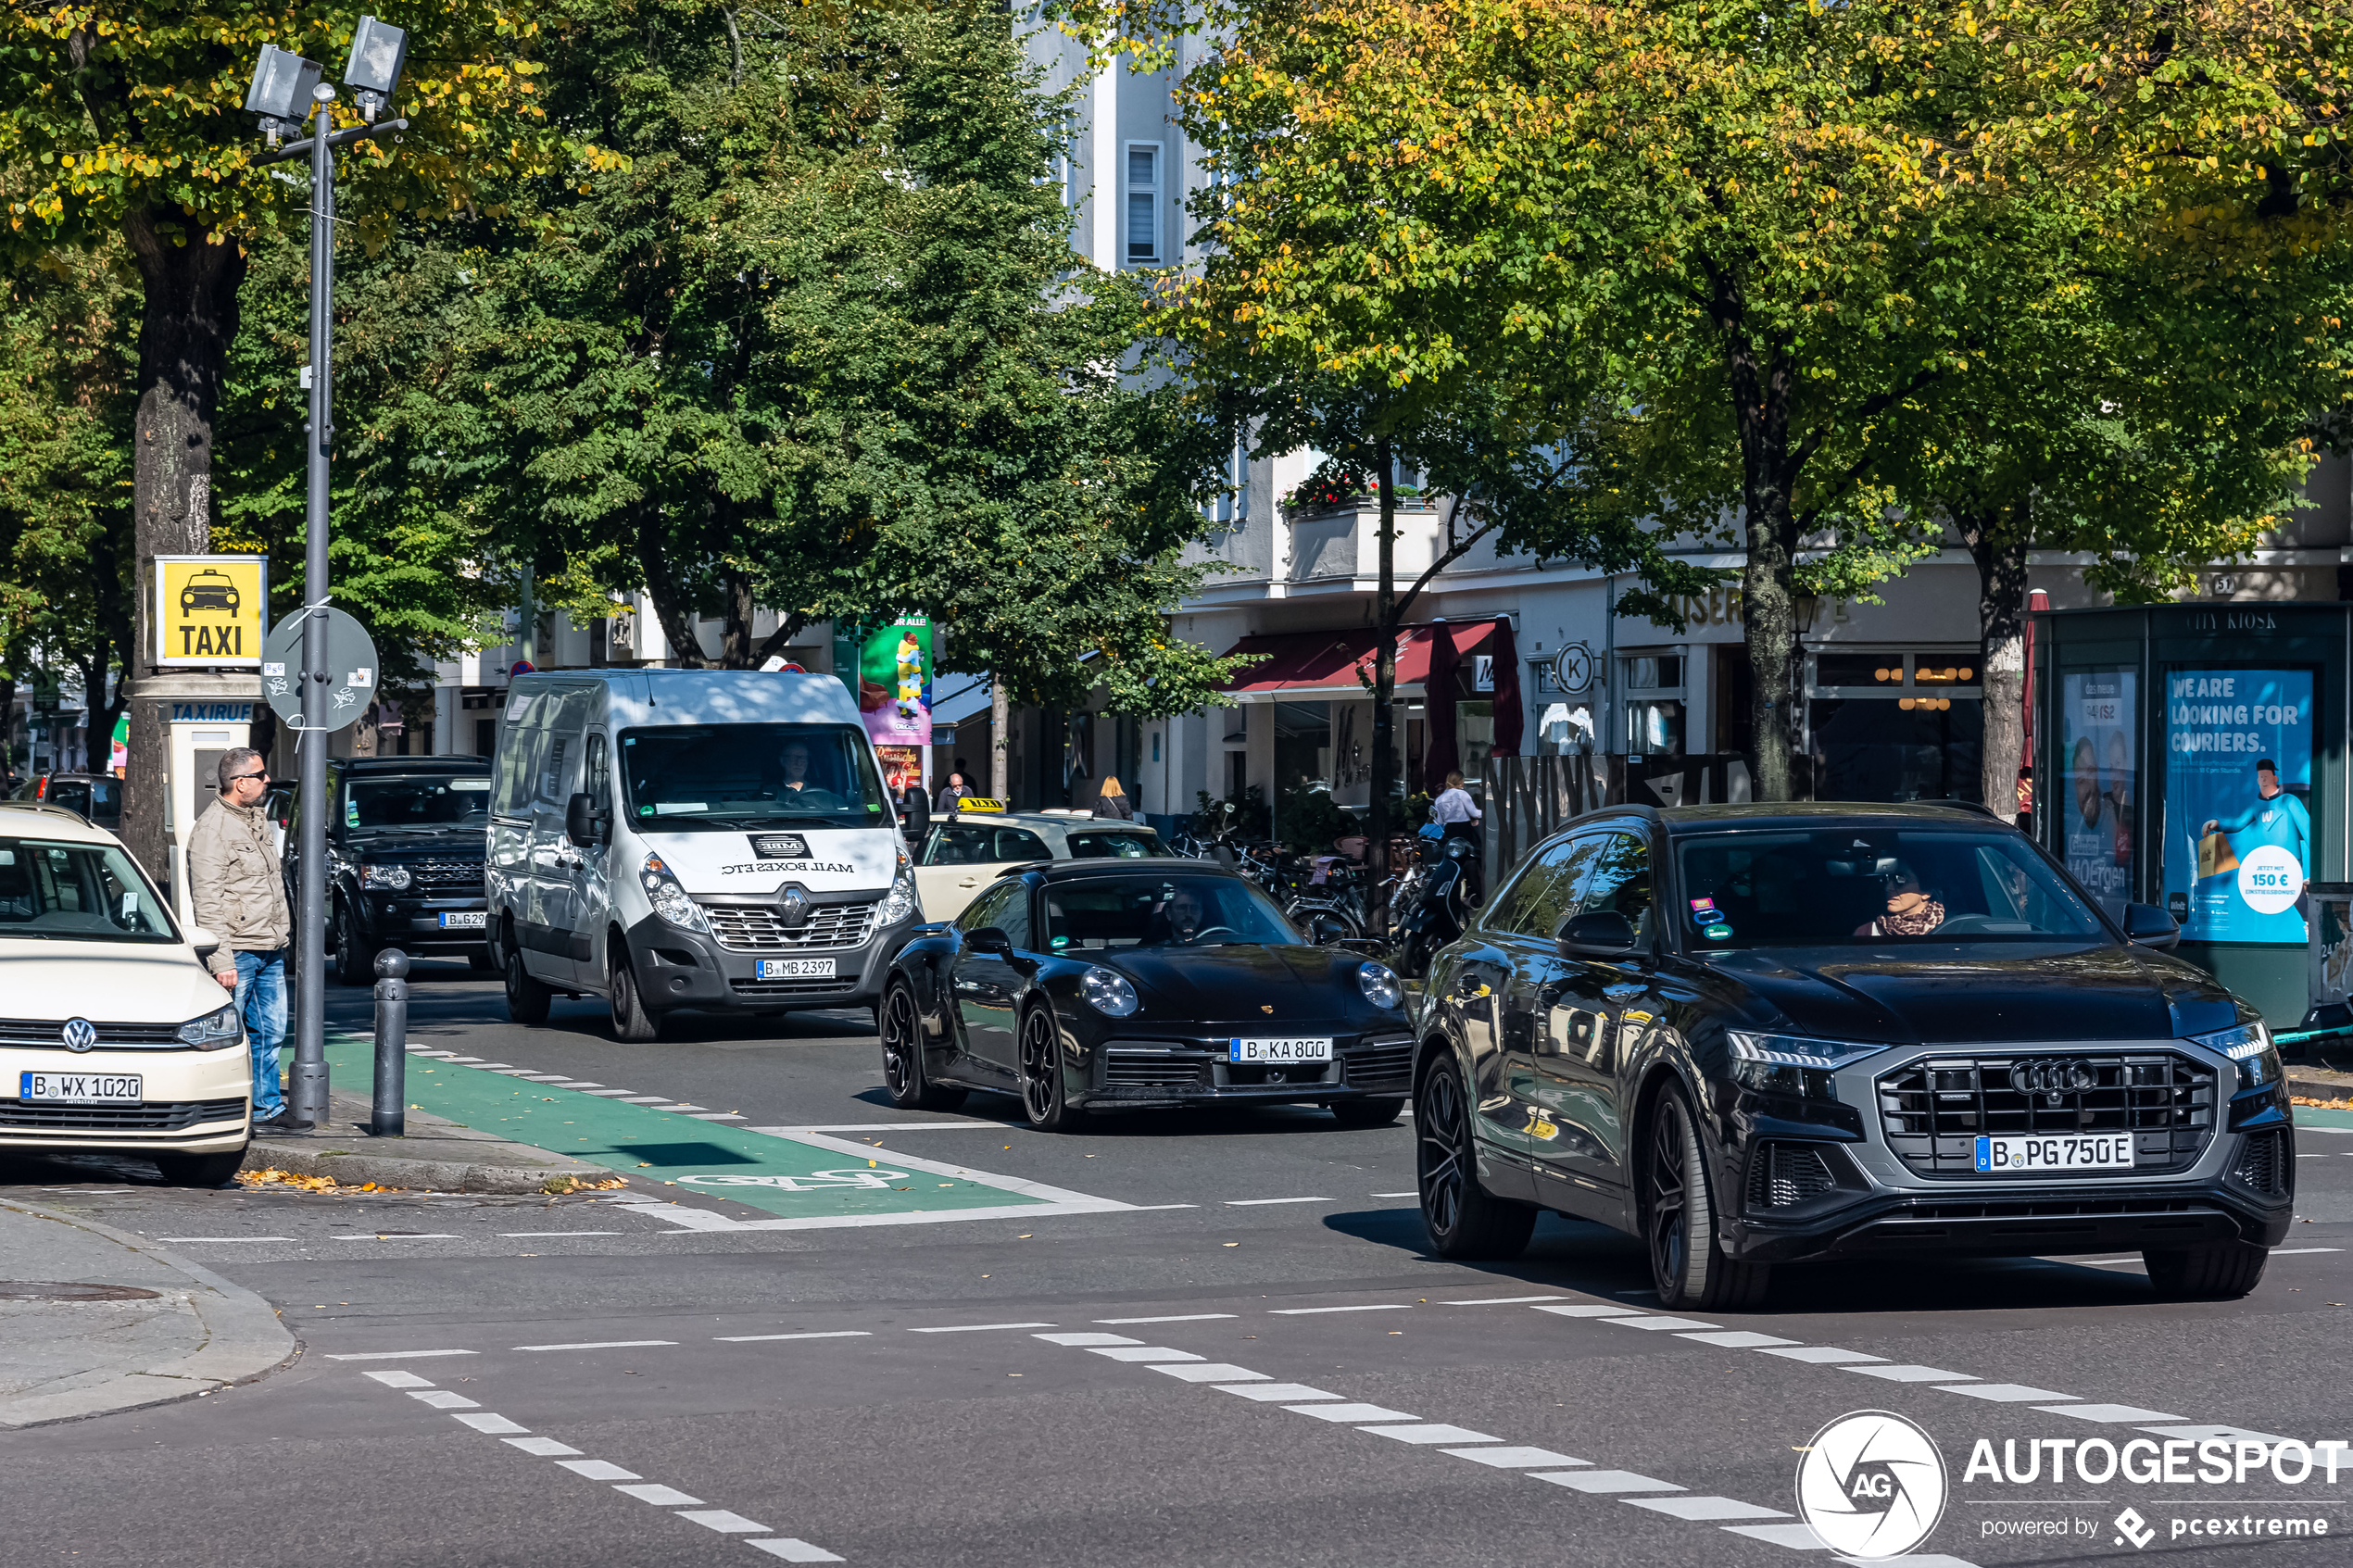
[{"left": 1795, "top": 1411, "right": 1949, "bottom": 1560}]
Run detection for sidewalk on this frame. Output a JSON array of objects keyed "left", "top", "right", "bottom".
[
  {"left": 245, "top": 1080, "right": 610, "bottom": 1195},
  {"left": 0, "top": 1198, "right": 296, "bottom": 1429}
]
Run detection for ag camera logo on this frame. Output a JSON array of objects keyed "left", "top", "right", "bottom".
[{"left": 1796, "top": 1411, "right": 1948, "bottom": 1559}]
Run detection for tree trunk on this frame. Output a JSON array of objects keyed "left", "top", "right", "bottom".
[
  {"left": 1368, "top": 439, "right": 1397, "bottom": 937},
  {"left": 117, "top": 214, "right": 246, "bottom": 881},
  {"left": 719, "top": 561, "right": 756, "bottom": 669},
  {"left": 1957, "top": 498, "right": 2032, "bottom": 821},
  {"left": 634, "top": 506, "right": 711, "bottom": 668},
  {"left": 1722, "top": 336, "right": 1801, "bottom": 802}
]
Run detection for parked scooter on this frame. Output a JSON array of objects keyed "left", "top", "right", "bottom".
[{"left": 1394, "top": 833, "right": 1477, "bottom": 978}]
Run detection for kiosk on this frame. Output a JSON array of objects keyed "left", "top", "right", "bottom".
[{"left": 2030, "top": 601, "right": 2349, "bottom": 1025}]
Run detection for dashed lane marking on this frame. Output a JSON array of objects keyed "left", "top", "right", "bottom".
[
  {"left": 1268, "top": 1303, "right": 1412, "bottom": 1315},
  {"left": 515, "top": 1340, "right": 678, "bottom": 1352},
  {"left": 454, "top": 1413, "right": 530, "bottom": 1435},
  {"left": 409, "top": 1390, "right": 479, "bottom": 1409},
  {"left": 1677, "top": 1331, "right": 1798, "bottom": 1348},
  {"left": 1626, "top": 1497, "right": 1791, "bottom": 1522},
  {"left": 1938, "top": 1384, "right": 2076, "bottom": 1402},
  {"left": 364, "top": 1372, "right": 434, "bottom": 1388},
  {"left": 1215, "top": 1383, "right": 1341, "bottom": 1402},
  {"left": 1286, "top": 1401, "right": 1416, "bottom": 1422},
  {"left": 323, "top": 1349, "right": 478, "bottom": 1361},
  {"left": 1600, "top": 1315, "right": 1720, "bottom": 1332},
  {"left": 1533, "top": 1469, "right": 1684, "bottom": 1495},
  {"left": 1445, "top": 1446, "right": 1589, "bottom": 1468},
  {"left": 1226, "top": 1197, "right": 1328, "bottom": 1206},
  {"left": 1755, "top": 1347, "right": 1885, "bottom": 1364},
  {"left": 1151, "top": 1363, "right": 1267, "bottom": 1383},
  {"left": 1095, "top": 1313, "right": 1238, "bottom": 1323},
  {"left": 1532, "top": 1304, "right": 1646, "bottom": 1319},
  {"left": 558, "top": 1460, "right": 641, "bottom": 1481},
  {"left": 679, "top": 1511, "right": 771, "bottom": 1534},
  {"left": 1370, "top": 1191, "right": 1418, "bottom": 1198},
  {"left": 1843, "top": 1364, "right": 1977, "bottom": 1383},
  {"left": 1360, "top": 1423, "right": 1504, "bottom": 1445},
  {"left": 504, "top": 1436, "right": 580, "bottom": 1456},
  {"left": 907, "top": 1322, "right": 1056, "bottom": 1334},
  {"left": 333, "top": 1234, "right": 460, "bottom": 1241},
  {"left": 749, "top": 1543, "right": 846, "bottom": 1563},
  {"left": 1444, "top": 1296, "right": 1571, "bottom": 1306},
  {"left": 616, "top": 1484, "right": 705, "bottom": 1506},
  {"left": 2034, "top": 1403, "right": 2186, "bottom": 1424},
  {"left": 716, "top": 1331, "right": 872, "bottom": 1343},
  {"left": 499, "top": 1231, "right": 628, "bottom": 1238},
  {"left": 158, "top": 1236, "right": 295, "bottom": 1242},
  {"left": 1091, "top": 1348, "right": 1203, "bottom": 1363}
]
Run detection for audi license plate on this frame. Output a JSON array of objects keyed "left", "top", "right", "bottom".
[
  {"left": 756, "top": 957, "right": 837, "bottom": 979},
  {"left": 1973, "top": 1134, "right": 2136, "bottom": 1173},
  {"left": 437, "top": 911, "right": 486, "bottom": 930},
  {"left": 20, "top": 1072, "right": 141, "bottom": 1105},
  {"left": 1229, "top": 1037, "right": 1333, "bottom": 1064}
]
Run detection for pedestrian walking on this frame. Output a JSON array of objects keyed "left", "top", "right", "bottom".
[
  {"left": 1431, "top": 769, "right": 1484, "bottom": 902},
  {"left": 185, "top": 747, "right": 306, "bottom": 1132},
  {"left": 935, "top": 771, "right": 968, "bottom": 813},
  {"left": 1093, "top": 775, "right": 1135, "bottom": 820}
]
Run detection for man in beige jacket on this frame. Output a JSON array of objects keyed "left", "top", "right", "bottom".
[{"left": 186, "top": 746, "right": 306, "bottom": 1131}]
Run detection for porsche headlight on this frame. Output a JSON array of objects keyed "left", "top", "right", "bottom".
[
  {"left": 1357, "top": 961, "right": 1404, "bottom": 1010},
  {"left": 177, "top": 1004, "right": 244, "bottom": 1051},
  {"left": 359, "top": 863, "right": 411, "bottom": 890},
  {"left": 1081, "top": 966, "right": 1139, "bottom": 1017},
  {"left": 640, "top": 853, "right": 708, "bottom": 932}
]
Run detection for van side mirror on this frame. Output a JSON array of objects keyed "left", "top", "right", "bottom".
[
  {"left": 565, "top": 791, "right": 600, "bottom": 847},
  {"left": 1557, "top": 909, "right": 1638, "bottom": 957},
  {"left": 966, "top": 926, "right": 1012, "bottom": 957},
  {"left": 2122, "top": 902, "right": 2179, "bottom": 950}
]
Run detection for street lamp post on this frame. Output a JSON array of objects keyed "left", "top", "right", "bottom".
[{"left": 244, "top": 19, "right": 409, "bottom": 1125}]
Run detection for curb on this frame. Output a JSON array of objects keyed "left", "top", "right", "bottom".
[
  {"left": 242, "top": 1138, "right": 606, "bottom": 1195},
  {"left": 2289, "top": 1069, "right": 2353, "bottom": 1105},
  {"left": 0, "top": 1198, "right": 299, "bottom": 1430}
]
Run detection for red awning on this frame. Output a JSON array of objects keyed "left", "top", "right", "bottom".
[{"left": 1219, "top": 621, "right": 1500, "bottom": 700}]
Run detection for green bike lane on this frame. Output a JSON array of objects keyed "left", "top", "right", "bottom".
[{"left": 324, "top": 1035, "right": 1132, "bottom": 1230}]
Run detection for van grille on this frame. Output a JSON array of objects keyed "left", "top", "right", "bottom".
[
  {"left": 0, "top": 1098, "right": 246, "bottom": 1131},
  {"left": 1877, "top": 1052, "right": 2216, "bottom": 1177},
  {"left": 703, "top": 901, "right": 877, "bottom": 952}
]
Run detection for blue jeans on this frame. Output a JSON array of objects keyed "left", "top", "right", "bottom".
[{"left": 233, "top": 948, "right": 289, "bottom": 1120}]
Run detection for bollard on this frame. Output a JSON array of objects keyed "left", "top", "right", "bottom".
[{"left": 371, "top": 948, "right": 409, "bottom": 1137}]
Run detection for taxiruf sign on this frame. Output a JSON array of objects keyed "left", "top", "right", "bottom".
[{"left": 154, "top": 555, "right": 268, "bottom": 667}]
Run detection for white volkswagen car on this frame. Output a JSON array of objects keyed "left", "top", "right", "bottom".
[
  {"left": 912, "top": 808, "right": 1171, "bottom": 922},
  {"left": 0, "top": 801, "right": 250, "bottom": 1185}
]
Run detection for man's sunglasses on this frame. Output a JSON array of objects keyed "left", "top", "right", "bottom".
[{"left": 228, "top": 770, "right": 271, "bottom": 784}]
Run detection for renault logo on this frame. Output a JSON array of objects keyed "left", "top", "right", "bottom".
[
  {"left": 2007, "top": 1058, "right": 2097, "bottom": 1097},
  {"left": 60, "top": 1018, "right": 98, "bottom": 1053},
  {"left": 777, "top": 887, "right": 812, "bottom": 931}
]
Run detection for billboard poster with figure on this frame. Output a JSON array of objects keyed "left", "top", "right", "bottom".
[
  {"left": 2060, "top": 671, "right": 2135, "bottom": 921},
  {"left": 837, "top": 616, "right": 933, "bottom": 748},
  {"left": 2162, "top": 669, "right": 2313, "bottom": 944}
]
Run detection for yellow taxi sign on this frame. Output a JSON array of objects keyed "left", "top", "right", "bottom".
[
  {"left": 155, "top": 555, "right": 267, "bottom": 668},
  {"left": 955, "top": 797, "right": 1006, "bottom": 813}
]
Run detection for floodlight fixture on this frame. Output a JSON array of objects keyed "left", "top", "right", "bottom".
[
  {"left": 245, "top": 44, "right": 324, "bottom": 138},
  {"left": 345, "top": 16, "right": 409, "bottom": 120}
]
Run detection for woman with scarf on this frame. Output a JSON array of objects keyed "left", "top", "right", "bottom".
[{"left": 1853, "top": 861, "right": 1945, "bottom": 937}]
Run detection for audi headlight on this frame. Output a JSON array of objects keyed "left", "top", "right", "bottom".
[
  {"left": 1358, "top": 961, "right": 1404, "bottom": 1010},
  {"left": 359, "top": 863, "right": 411, "bottom": 890},
  {"left": 1726, "top": 1031, "right": 1886, "bottom": 1099},
  {"left": 1081, "top": 965, "right": 1139, "bottom": 1017},
  {"left": 639, "top": 853, "right": 708, "bottom": 932},
  {"left": 177, "top": 1004, "right": 244, "bottom": 1051},
  {"left": 2191, "top": 1020, "right": 2281, "bottom": 1091},
  {"left": 875, "top": 867, "right": 921, "bottom": 926}
]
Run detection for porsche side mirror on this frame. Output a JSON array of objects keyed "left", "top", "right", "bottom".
[
  {"left": 1557, "top": 909, "right": 1638, "bottom": 957},
  {"left": 565, "top": 791, "right": 600, "bottom": 847},
  {"left": 966, "top": 926, "right": 1013, "bottom": 957},
  {"left": 2123, "top": 902, "right": 2180, "bottom": 950}
]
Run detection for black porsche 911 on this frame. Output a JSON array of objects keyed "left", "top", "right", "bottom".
[{"left": 878, "top": 860, "right": 1416, "bottom": 1131}]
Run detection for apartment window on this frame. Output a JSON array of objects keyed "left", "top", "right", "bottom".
[
  {"left": 1126, "top": 143, "right": 1162, "bottom": 263},
  {"left": 1212, "top": 435, "right": 1250, "bottom": 527}
]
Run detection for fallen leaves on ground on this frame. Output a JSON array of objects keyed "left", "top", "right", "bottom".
[
  {"left": 239, "top": 1168, "right": 400, "bottom": 1194},
  {"left": 2290, "top": 1095, "right": 2353, "bottom": 1110},
  {"left": 538, "top": 1174, "right": 629, "bottom": 1195}
]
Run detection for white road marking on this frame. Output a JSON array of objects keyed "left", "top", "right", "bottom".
[
  {"left": 550, "top": 1081, "right": 603, "bottom": 1088},
  {"left": 1756, "top": 1347, "right": 1885, "bottom": 1364},
  {"left": 1679, "top": 1331, "right": 1799, "bottom": 1348},
  {"left": 1268, "top": 1303, "right": 1413, "bottom": 1315},
  {"left": 333, "top": 1234, "right": 459, "bottom": 1241},
  {"left": 1626, "top": 1496, "right": 1790, "bottom": 1522},
  {"left": 1152, "top": 1363, "right": 1268, "bottom": 1382},
  {"left": 452, "top": 1413, "right": 530, "bottom": 1434},
  {"left": 158, "top": 1236, "right": 294, "bottom": 1243},
  {"left": 365, "top": 1371, "right": 434, "bottom": 1388},
  {"left": 504, "top": 1437, "right": 581, "bottom": 1456},
  {"left": 323, "top": 1349, "right": 478, "bottom": 1361},
  {"left": 908, "top": 1322, "right": 1055, "bottom": 1334},
  {"left": 582, "top": 1089, "right": 639, "bottom": 1097},
  {"left": 619, "top": 1096, "right": 673, "bottom": 1104},
  {"left": 2035, "top": 1403, "right": 2185, "bottom": 1424},
  {"left": 1603, "top": 1315, "right": 1720, "bottom": 1332},
  {"left": 1360, "top": 1423, "right": 1502, "bottom": 1445},
  {"left": 1939, "top": 1384, "right": 2076, "bottom": 1402},
  {"left": 770, "top": 1123, "right": 1002, "bottom": 1132},
  {"left": 678, "top": 1511, "right": 769, "bottom": 1534},
  {"left": 1532, "top": 1304, "right": 1646, "bottom": 1319},
  {"left": 499, "top": 1232, "right": 627, "bottom": 1238},
  {"left": 1534, "top": 1469, "right": 1683, "bottom": 1494},
  {"left": 716, "top": 1331, "right": 874, "bottom": 1343},
  {"left": 1226, "top": 1197, "right": 1329, "bottom": 1206},
  {"left": 687, "top": 1113, "right": 748, "bottom": 1121},
  {"left": 409, "top": 1391, "right": 479, "bottom": 1409},
  {"left": 2139, "top": 1424, "right": 2289, "bottom": 1443},
  {"left": 1214, "top": 1383, "right": 1342, "bottom": 1402},
  {"left": 1285, "top": 1401, "right": 1416, "bottom": 1423},
  {"left": 614, "top": 1483, "right": 704, "bottom": 1506},
  {"left": 1089, "top": 1348, "right": 1202, "bottom": 1362},
  {"left": 557, "top": 1460, "right": 641, "bottom": 1481},
  {"left": 2271, "top": 1247, "right": 2345, "bottom": 1255},
  {"left": 1845, "top": 1365, "right": 1977, "bottom": 1383},
  {"left": 1121, "top": 1203, "right": 1202, "bottom": 1210},
  {"left": 445, "top": 1057, "right": 489, "bottom": 1063},
  {"left": 513, "top": 1340, "right": 678, "bottom": 1351},
  {"left": 1034, "top": 1332, "right": 1143, "bottom": 1347},
  {"left": 1096, "top": 1313, "right": 1238, "bottom": 1324},
  {"left": 1444, "top": 1446, "right": 1588, "bottom": 1468},
  {"left": 1370, "top": 1191, "right": 1418, "bottom": 1198},
  {"left": 1447, "top": 1296, "right": 1572, "bottom": 1305},
  {"left": 747, "top": 1542, "right": 845, "bottom": 1563},
  {"left": 1720, "top": 1522, "right": 1831, "bottom": 1549}
]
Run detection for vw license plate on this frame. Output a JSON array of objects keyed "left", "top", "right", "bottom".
[
  {"left": 437, "top": 911, "right": 486, "bottom": 930},
  {"left": 1229, "top": 1037, "right": 1333, "bottom": 1063},
  {"left": 756, "top": 957, "right": 837, "bottom": 979},
  {"left": 20, "top": 1072, "right": 141, "bottom": 1105},
  {"left": 1974, "top": 1134, "right": 2136, "bottom": 1173}
]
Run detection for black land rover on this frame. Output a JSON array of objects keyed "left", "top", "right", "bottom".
[
  {"left": 1415, "top": 802, "right": 2294, "bottom": 1309},
  {"left": 286, "top": 757, "right": 495, "bottom": 983}
]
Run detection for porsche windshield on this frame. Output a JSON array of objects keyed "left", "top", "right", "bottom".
[
  {"left": 1674, "top": 829, "right": 2107, "bottom": 948},
  {"left": 621, "top": 724, "right": 887, "bottom": 829},
  {"left": 1043, "top": 876, "right": 1300, "bottom": 949}
]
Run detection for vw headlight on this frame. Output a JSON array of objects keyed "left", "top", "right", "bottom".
[
  {"left": 639, "top": 853, "right": 708, "bottom": 932},
  {"left": 1081, "top": 965, "right": 1139, "bottom": 1017},
  {"left": 1726, "top": 1031, "right": 1886, "bottom": 1099},
  {"left": 1357, "top": 961, "right": 1404, "bottom": 1010},
  {"left": 359, "top": 863, "right": 411, "bottom": 890},
  {"left": 2191, "top": 1020, "right": 2281, "bottom": 1091},
  {"left": 875, "top": 867, "right": 921, "bottom": 926},
  {"left": 177, "top": 1004, "right": 244, "bottom": 1051}
]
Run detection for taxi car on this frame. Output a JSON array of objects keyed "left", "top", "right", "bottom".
[
  {"left": 0, "top": 801, "right": 249, "bottom": 1185},
  {"left": 912, "top": 804, "right": 1169, "bottom": 922},
  {"left": 179, "top": 568, "right": 241, "bottom": 613}
]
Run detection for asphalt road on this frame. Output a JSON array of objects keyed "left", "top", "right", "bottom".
[{"left": 6, "top": 961, "right": 2350, "bottom": 1568}]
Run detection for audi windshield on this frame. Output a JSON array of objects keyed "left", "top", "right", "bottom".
[{"left": 1675, "top": 828, "right": 2107, "bottom": 947}]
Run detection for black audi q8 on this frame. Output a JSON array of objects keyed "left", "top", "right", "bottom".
[{"left": 1414, "top": 802, "right": 2294, "bottom": 1309}]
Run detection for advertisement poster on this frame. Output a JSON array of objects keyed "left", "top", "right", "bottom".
[
  {"left": 835, "top": 615, "right": 932, "bottom": 749},
  {"left": 875, "top": 745, "right": 925, "bottom": 797},
  {"left": 2060, "top": 671, "right": 2135, "bottom": 920},
  {"left": 2162, "top": 668, "right": 2313, "bottom": 943}
]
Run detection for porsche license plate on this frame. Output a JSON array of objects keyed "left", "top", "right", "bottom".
[
  {"left": 1229, "top": 1037, "right": 1333, "bottom": 1063},
  {"left": 1973, "top": 1134, "right": 2136, "bottom": 1173},
  {"left": 20, "top": 1072, "right": 141, "bottom": 1104},
  {"left": 756, "top": 957, "right": 837, "bottom": 979},
  {"left": 437, "top": 911, "right": 486, "bottom": 930}
]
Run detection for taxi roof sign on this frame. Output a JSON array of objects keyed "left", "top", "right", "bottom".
[
  {"left": 954, "top": 797, "right": 1006, "bottom": 813},
  {"left": 155, "top": 555, "right": 267, "bottom": 669}
]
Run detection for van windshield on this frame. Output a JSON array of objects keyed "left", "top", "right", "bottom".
[{"left": 620, "top": 725, "right": 887, "bottom": 829}]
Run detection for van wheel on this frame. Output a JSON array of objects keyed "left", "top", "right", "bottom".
[
  {"left": 881, "top": 983, "right": 965, "bottom": 1112},
  {"left": 157, "top": 1148, "right": 247, "bottom": 1187},
  {"left": 505, "top": 946, "right": 552, "bottom": 1026},
  {"left": 609, "top": 943, "right": 664, "bottom": 1043},
  {"left": 1643, "top": 1083, "right": 1770, "bottom": 1311}
]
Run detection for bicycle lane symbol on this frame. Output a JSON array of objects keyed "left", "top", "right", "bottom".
[{"left": 677, "top": 1170, "right": 913, "bottom": 1194}]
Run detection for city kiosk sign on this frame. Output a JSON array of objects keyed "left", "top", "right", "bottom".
[{"left": 153, "top": 555, "right": 267, "bottom": 667}]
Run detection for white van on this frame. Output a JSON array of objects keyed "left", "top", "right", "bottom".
[{"left": 485, "top": 670, "right": 922, "bottom": 1038}]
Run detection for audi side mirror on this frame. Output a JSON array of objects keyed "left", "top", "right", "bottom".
[
  {"left": 966, "top": 926, "right": 1013, "bottom": 957},
  {"left": 2122, "top": 902, "right": 2179, "bottom": 950},
  {"left": 565, "top": 791, "right": 599, "bottom": 847},
  {"left": 1557, "top": 909, "right": 1638, "bottom": 957}
]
